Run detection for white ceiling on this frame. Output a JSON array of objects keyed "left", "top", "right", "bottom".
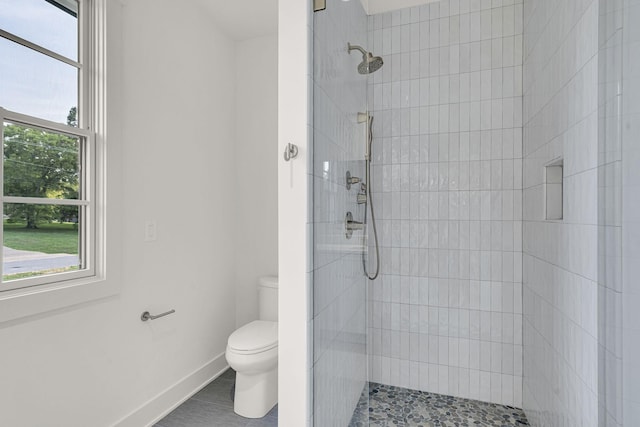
[{"left": 197, "top": 0, "right": 278, "bottom": 41}]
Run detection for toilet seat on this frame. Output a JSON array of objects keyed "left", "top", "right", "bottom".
[{"left": 227, "top": 320, "right": 278, "bottom": 355}]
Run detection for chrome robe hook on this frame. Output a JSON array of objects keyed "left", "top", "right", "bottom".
[{"left": 284, "top": 143, "right": 299, "bottom": 161}]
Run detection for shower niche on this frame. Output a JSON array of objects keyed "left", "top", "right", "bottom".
[{"left": 545, "top": 159, "right": 563, "bottom": 221}]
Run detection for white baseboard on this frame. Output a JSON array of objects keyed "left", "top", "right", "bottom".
[{"left": 112, "top": 352, "right": 229, "bottom": 427}]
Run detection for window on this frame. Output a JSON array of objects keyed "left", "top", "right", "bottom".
[{"left": 0, "top": 0, "right": 98, "bottom": 292}]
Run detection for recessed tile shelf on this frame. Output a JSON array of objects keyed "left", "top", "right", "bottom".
[{"left": 545, "top": 159, "right": 563, "bottom": 220}]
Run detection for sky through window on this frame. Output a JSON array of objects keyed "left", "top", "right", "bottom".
[{"left": 0, "top": 0, "right": 78, "bottom": 123}]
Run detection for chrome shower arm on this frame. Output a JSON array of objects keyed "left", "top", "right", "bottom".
[{"left": 347, "top": 43, "right": 367, "bottom": 55}]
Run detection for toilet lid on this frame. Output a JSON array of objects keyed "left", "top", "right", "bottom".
[{"left": 228, "top": 320, "right": 278, "bottom": 353}]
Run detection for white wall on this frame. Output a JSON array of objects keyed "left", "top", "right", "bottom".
[
  {"left": 278, "top": 0, "right": 313, "bottom": 425},
  {"left": 118, "top": 2, "right": 238, "bottom": 423},
  {"left": 597, "top": 0, "right": 624, "bottom": 424},
  {"left": 235, "top": 35, "right": 279, "bottom": 328},
  {"left": 522, "top": 0, "right": 600, "bottom": 425},
  {"left": 621, "top": 0, "right": 640, "bottom": 422},
  {"left": 0, "top": 1, "right": 239, "bottom": 425},
  {"left": 367, "top": 1, "right": 524, "bottom": 407},
  {"left": 361, "top": 0, "right": 440, "bottom": 15}
]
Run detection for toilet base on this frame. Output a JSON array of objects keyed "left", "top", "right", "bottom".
[{"left": 233, "top": 367, "right": 278, "bottom": 418}]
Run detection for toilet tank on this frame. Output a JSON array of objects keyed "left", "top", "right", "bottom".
[{"left": 258, "top": 276, "right": 278, "bottom": 321}]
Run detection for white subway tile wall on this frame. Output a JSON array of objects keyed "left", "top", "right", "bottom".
[
  {"left": 312, "top": 0, "right": 369, "bottom": 425},
  {"left": 598, "top": 0, "right": 624, "bottom": 426},
  {"left": 366, "top": 0, "right": 525, "bottom": 408},
  {"left": 522, "top": 0, "right": 600, "bottom": 426},
  {"left": 621, "top": 0, "right": 640, "bottom": 424}
]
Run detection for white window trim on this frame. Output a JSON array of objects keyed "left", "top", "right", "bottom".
[
  {"left": 0, "top": 108, "right": 96, "bottom": 291},
  {"left": 0, "top": 0, "right": 111, "bottom": 324}
]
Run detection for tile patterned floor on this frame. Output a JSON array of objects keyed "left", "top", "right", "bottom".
[
  {"left": 155, "top": 369, "right": 277, "bottom": 427},
  {"left": 350, "top": 382, "right": 530, "bottom": 427},
  {"left": 156, "top": 373, "right": 528, "bottom": 427}
]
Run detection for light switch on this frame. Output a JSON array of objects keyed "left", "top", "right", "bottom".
[{"left": 145, "top": 220, "right": 157, "bottom": 242}]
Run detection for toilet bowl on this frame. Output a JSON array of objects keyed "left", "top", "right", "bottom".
[
  {"left": 225, "top": 276, "right": 278, "bottom": 418},
  {"left": 226, "top": 320, "right": 278, "bottom": 418}
]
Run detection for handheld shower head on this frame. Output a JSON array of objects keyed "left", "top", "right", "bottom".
[{"left": 348, "top": 43, "right": 384, "bottom": 74}]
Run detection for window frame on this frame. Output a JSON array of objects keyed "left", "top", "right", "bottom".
[
  {"left": 0, "top": 108, "right": 96, "bottom": 290},
  {"left": 0, "top": 0, "right": 109, "bottom": 320}
]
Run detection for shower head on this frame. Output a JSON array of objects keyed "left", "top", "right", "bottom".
[{"left": 348, "top": 43, "right": 384, "bottom": 74}]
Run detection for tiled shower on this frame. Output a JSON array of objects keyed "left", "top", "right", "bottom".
[
  {"left": 312, "top": 1, "right": 368, "bottom": 425},
  {"left": 310, "top": 0, "right": 640, "bottom": 426},
  {"left": 366, "top": 0, "right": 524, "bottom": 406}
]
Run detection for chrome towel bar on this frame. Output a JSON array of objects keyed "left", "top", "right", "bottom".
[{"left": 141, "top": 309, "right": 175, "bottom": 322}]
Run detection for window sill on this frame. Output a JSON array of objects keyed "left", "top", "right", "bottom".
[{"left": 0, "top": 274, "right": 118, "bottom": 325}]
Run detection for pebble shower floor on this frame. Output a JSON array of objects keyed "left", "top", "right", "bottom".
[{"left": 349, "top": 383, "right": 529, "bottom": 426}]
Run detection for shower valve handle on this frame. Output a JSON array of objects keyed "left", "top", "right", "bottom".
[{"left": 345, "top": 212, "right": 365, "bottom": 239}]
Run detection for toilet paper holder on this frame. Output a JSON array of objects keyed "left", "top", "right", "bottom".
[{"left": 141, "top": 309, "right": 175, "bottom": 321}]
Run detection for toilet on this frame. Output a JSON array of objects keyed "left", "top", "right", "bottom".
[{"left": 225, "top": 276, "right": 278, "bottom": 418}]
